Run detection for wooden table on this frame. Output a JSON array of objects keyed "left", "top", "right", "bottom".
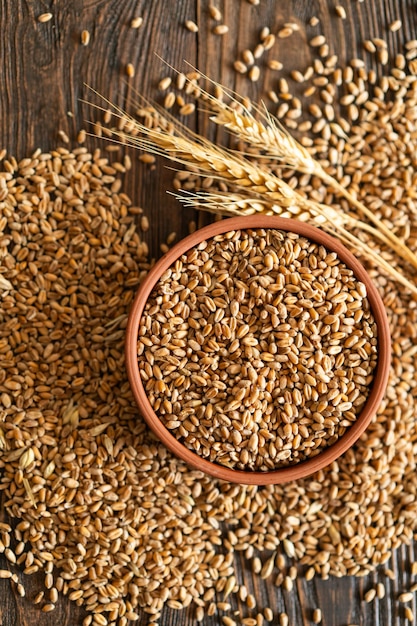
[{"left": 1, "top": 1, "right": 417, "bottom": 624}]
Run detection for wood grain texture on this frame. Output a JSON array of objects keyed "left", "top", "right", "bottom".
[{"left": 1, "top": 0, "right": 417, "bottom": 624}]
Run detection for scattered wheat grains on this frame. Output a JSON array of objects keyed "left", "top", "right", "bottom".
[
  {"left": 57, "top": 130, "right": 70, "bottom": 144},
  {"left": 185, "top": 19, "right": 199, "bottom": 33},
  {"left": 77, "top": 129, "right": 86, "bottom": 144},
  {"left": 179, "top": 102, "right": 196, "bottom": 115},
  {"left": 376, "top": 582, "right": 386, "bottom": 599},
  {"left": 399, "top": 592, "right": 414, "bottom": 603},
  {"left": 130, "top": 16, "right": 143, "bottom": 29},
  {"left": 213, "top": 24, "right": 229, "bottom": 35},
  {"left": 37, "top": 12, "right": 52, "bottom": 23},
  {"left": 139, "top": 153, "right": 156, "bottom": 164},
  {"left": 81, "top": 29, "right": 90, "bottom": 46},
  {"left": 278, "top": 27, "right": 294, "bottom": 39},
  {"left": 242, "top": 49, "right": 255, "bottom": 66},
  {"left": 158, "top": 76, "right": 172, "bottom": 91},
  {"left": 279, "top": 612, "right": 289, "bottom": 626},
  {"left": 364, "top": 588, "right": 377, "bottom": 603},
  {"left": 389, "top": 20, "right": 402, "bottom": 32},
  {"left": 166, "top": 231, "right": 177, "bottom": 245},
  {"left": 335, "top": 5, "right": 347, "bottom": 19},
  {"left": 234, "top": 60, "right": 248, "bottom": 74},
  {"left": 268, "top": 59, "right": 283, "bottom": 71},
  {"left": 310, "top": 35, "right": 327, "bottom": 47},
  {"left": 249, "top": 65, "right": 260, "bottom": 81},
  {"left": 254, "top": 43, "right": 265, "bottom": 59},
  {"left": 209, "top": 5, "right": 222, "bottom": 21},
  {"left": 126, "top": 62, "right": 135, "bottom": 77},
  {"left": 164, "top": 91, "right": 176, "bottom": 109}
]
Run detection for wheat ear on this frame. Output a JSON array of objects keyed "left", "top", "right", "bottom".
[
  {"left": 205, "top": 98, "right": 417, "bottom": 273},
  {"left": 174, "top": 66, "right": 417, "bottom": 273},
  {"left": 85, "top": 93, "right": 417, "bottom": 294}
]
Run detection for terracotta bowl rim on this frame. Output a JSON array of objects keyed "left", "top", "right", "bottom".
[{"left": 125, "top": 216, "right": 391, "bottom": 485}]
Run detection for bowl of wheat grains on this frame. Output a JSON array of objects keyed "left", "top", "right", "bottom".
[{"left": 125, "top": 216, "right": 391, "bottom": 484}]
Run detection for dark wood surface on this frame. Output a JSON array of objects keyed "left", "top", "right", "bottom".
[{"left": 1, "top": 1, "right": 417, "bottom": 625}]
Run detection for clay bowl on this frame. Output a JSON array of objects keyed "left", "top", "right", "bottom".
[{"left": 125, "top": 216, "right": 391, "bottom": 485}]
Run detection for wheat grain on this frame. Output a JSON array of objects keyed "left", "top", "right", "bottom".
[
  {"left": 389, "top": 20, "right": 402, "bottom": 32},
  {"left": 185, "top": 20, "right": 199, "bottom": 32},
  {"left": 399, "top": 592, "right": 414, "bottom": 602},
  {"left": 58, "top": 129, "right": 70, "bottom": 143},
  {"left": 267, "top": 59, "right": 283, "bottom": 70},
  {"left": 158, "top": 76, "right": 172, "bottom": 91},
  {"left": 249, "top": 66, "right": 260, "bottom": 82},
  {"left": 253, "top": 43, "right": 265, "bottom": 59},
  {"left": 126, "top": 63, "right": 135, "bottom": 77},
  {"left": 234, "top": 60, "right": 248, "bottom": 73},
  {"left": 279, "top": 613, "right": 289, "bottom": 626},
  {"left": 37, "top": 12, "right": 52, "bottom": 22},
  {"left": 364, "top": 588, "right": 377, "bottom": 602},
  {"left": 213, "top": 24, "right": 229, "bottom": 35},
  {"left": 278, "top": 27, "right": 293, "bottom": 39},
  {"left": 179, "top": 102, "right": 196, "bottom": 115},
  {"left": 241, "top": 49, "right": 254, "bottom": 66},
  {"left": 310, "top": 35, "right": 326, "bottom": 47},
  {"left": 81, "top": 29, "right": 90, "bottom": 45},
  {"left": 209, "top": 5, "right": 222, "bottom": 20},
  {"left": 335, "top": 6, "right": 347, "bottom": 19},
  {"left": 130, "top": 16, "right": 143, "bottom": 28}
]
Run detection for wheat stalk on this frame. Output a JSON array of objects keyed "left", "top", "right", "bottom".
[
  {"left": 201, "top": 89, "right": 417, "bottom": 273},
  {"left": 86, "top": 92, "right": 417, "bottom": 294}
]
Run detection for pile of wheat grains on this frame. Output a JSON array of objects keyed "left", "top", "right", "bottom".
[
  {"left": 0, "top": 21, "right": 417, "bottom": 626},
  {"left": 138, "top": 228, "right": 377, "bottom": 471}
]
